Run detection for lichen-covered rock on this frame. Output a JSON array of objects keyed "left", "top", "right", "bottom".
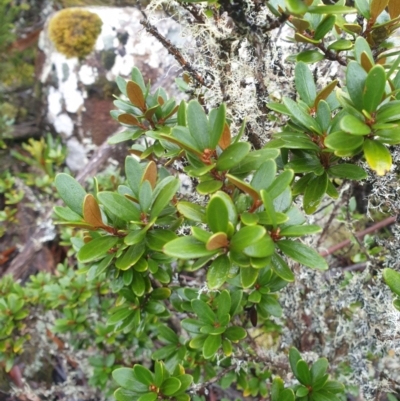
[{"left": 48, "top": 8, "right": 102, "bottom": 59}]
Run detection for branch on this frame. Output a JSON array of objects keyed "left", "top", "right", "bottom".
[
  {"left": 319, "top": 215, "right": 397, "bottom": 257},
  {"left": 140, "top": 17, "right": 211, "bottom": 89}
]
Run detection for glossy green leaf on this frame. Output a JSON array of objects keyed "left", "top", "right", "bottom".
[
  {"left": 113, "top": 368, "right": 148, "bottom": 392},
  {"left": 207, "top": 194, "right": 229, "bottom": 233},
  {"left": 311, "top": 358, "right": 329, "bottom": 383},
  {"left": 277, "top": 240, "right": 328, "bottom": 270},
  {"left": 176, "top": 201, "right": 205, "bottom": 222},
  {"left": 383, "top": 268, "right": 400, "bottom": 296},
  {"left": 98, "top": 192, "right": 141, "bottom": 222},
  {"left": 328, "top": 164, "right": 367, "bottom": 180},
  {"left": 116, "top": 244, "right": 145, "bottom": 270},
  {"left": 280, "top": 224, "right": 321, "bottom": 237},
  {"left": 268, "top": 169, "right": 294, "bottom": 200},
  {"left": 137, "top": 393, "right": 157, "bottom": 401},
  {"left": 243, "top": 235, "right": 275, "bottom": 258},
  {"left": 307, "top": 5, "right": 357, "bottom": 13},
  {"left": 196, "top": 180, "right": 223, "bottom": 194},
  {"left": 324, "top": 131, "right": 364, "bottom": 153},
  {"left": 203, "top": 334, "right": 221, "bottom": 359},
  {"left": 295, "top": 62, "right": 316, "bottom": 107},
  {"left": 230, "top": 225, "right": 266, "bottom": 251},
  {"left": 327, "top": 39, "right": 353, "bottom": 51},
  {"left": 346, "top": 61, "right": 367, "bottom": 111},
  {"left": 355, "top": 0, "right": 370, "bottom": 18},
  {"left": 296, "top": 359, "right": 312, "bottom": 385},
  {"left": 53, "top": 206, "right": 83, "bottom": 222},
  {"left": 285, "top": 0, "right": 308, "bottom": 14},
  {"left": 296, "top": 386, "right": 309, "bottom": 397},
  {"left": 271, "top": 253, "right": 294, "bottom": 282},
  {"left": 259, "top": 295, "right": 282, "bottom": 317},
  {"left": 376, "top": 101, "right": 400, "bottom": 123},
  {"left": 303, "top": 172, "right": 328, "bottom": 214},
  {"left": 161, "top": 377, "right": 181, "bottom": 396},
  {"left": 187, "top": 100, "right": 210, "bottom": 150},
  {"left": 363, "top": 65, "right": 387, "bottom": 113},
  {"left": 55, "top": 173, "right": 86, "bottom": 216},
  {"left": 77, "top": 236, "right": 119, "bottom": 263},
  {"left": 150, "top": 178, "right": 179, "bottom": 219},
  {"left": 224, "top": 326, "right": 247, "bottom": 342},
  {"left": 240, "top": 266, "right": 259, "bottom": 288},
  {"left": 164, "top": 236, "right": 218, "bottom": 259},
  {"left": 209, "top": 103, "right": 226, "bottom": 149},
  {"left": 289, "top": 347, "right": 302, "bottom": 377},
  {"left": 216, "top": 142, "right": 251, "bottom": 171},
  {"left": 283, "top": 97, "right": 321, "bottom": 133},
  {"left": 340, "top": 114, "right": 370, "bottom": 135},
  {"left": 207, "top": 254, "right": 231, "bottom": 289},
  {"left": 296, "top": 50, "right": 325, "bottom": 64},
  {"left": 133, "top": 365, "right": 154, "bottom": 386},
  {"left": 363, "top": 139, "right": 392, "bottom": 175},
  {"left": 314, "top": 14, "right": 336, "bottom": 41},
  {"left": 375, "top": 128, "right": 400, "bottom": 145}
]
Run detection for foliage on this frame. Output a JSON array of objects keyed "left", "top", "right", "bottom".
[
  {"left": 48, "top": 8, "right": 102, "bottom": 59},
  {"left": 3, "top": 0, "right": 400, "bottom": 399}
]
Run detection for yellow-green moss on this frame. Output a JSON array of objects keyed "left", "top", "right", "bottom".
[{"left": 48, "top": 8, "right": 102, "bottom": 59}]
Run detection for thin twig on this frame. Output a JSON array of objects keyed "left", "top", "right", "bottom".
[
  {"left": 319, "top": 215, "right": 397, "bottom": 257},
  {"left": 140, "top": 17, "right": 211, "bottom": 88}
]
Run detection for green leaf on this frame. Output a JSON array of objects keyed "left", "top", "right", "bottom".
[
  {"left": 277, "top": 240, "right": 328, "bottom": 270},
  {"left": 138, "top": 393, "right": 157, "bottom": 401},
  {"left": 216, "top": 142, "right": 251, "bottom": 171},
  {"left": 176, "top": 201, "right": 205, "bottom": 222},
  {"left": 383, "top": 268, "right": 400, "bottom": 296},
  {"left": 230, "top": 225, "right": 266, "bottom": 251},
  {"left": 113, "top": 368, "right": 148, "bottom": 391},
  {"left": 355, "top": 0, "right": 370, "bottom": 18},
  {"left": 283, "top": 97, "right": 321, "bottom": 134},
  {"left": 285, "top": 0, "right": 308, "bottom": 14},
  {"left": 289, "top": 347, "right": 302, "bottom": 377},
  {"left": 207, "top": 195, "right": 229, "bottom": 233},
  {"left": 131, "top": 67, "right": 146, "bottom": 92},
  {"left": 53, "top": 206, "right": 83, "bottom": 222},
  {"left": 224, "top": 326, "right": 247, "bottom": 341},
  {"left": 78, "top": 236, "right": 119, "bottom": 263},
  {"left": 150, "top": 177, "right": 179, "bottom": 219},
  {"left": 328, "top": 39, "right": 353, "bottom": 51},
  {"left": 55, "top": 173, "right": 86, "bottom": 216},
  {"left": 295, "top": 62, "right": 316, "bottom": 107},
  {"left": 192, "top": 299, "right": 216, "bottom": 324},
  {"left": 98, "top": 192, "right": 141, "bottom": 222},
  {"left": 134, "top": 365, "right": 154, "bottom": 386},
  {"left": 259, "top": 295, "right": 282, "bottom": 317},
  {"left": 323, "top": 380, "right": 345, "bottom": 393},
  {"left": 268, "top": 169, "right": 294, "bottom": 199},
  {"left": 375, "top": 128, "right": 400, "bottom": 145},
  {"left": 125, "top": 156, "right": 142, "bottom": 196},
  {"left": 243, "top": 235, "right": 275, "bottom": 258},
  {"left": 307, "top": 5, "right": 357, "bottom": 13},
  {"left": 196, "top": 179, "right": 223, "bottom": 194},
  {"left": 115, "top": 244, "right": 145, "bottom": 270},
  {"left": 125, "top": 228, "right": 147, "bottom": 246},
  {"left": 303, "top": 172, "right": 328, "bottom": 214},
  {"left": 324, "top": 132, "right": 364, "bottom": 153},
  {"left": 209, "top": 103, "right": 226, "bottom": 149},
  {"left": 280, "top": 224, "right": 322, "bottom": 237},
  {"left": 271, "top": 253, "right": 295, "bottom": 282},
  {"left": 147, "top": 229, "right": 177, "bottom": 252},
  {"left": 203, "top": 334, "right": 221, "bottom": 359},
  {"left": 314, "top": 14, "right": 336, "bottom": 40},
  {"left": 295, "top": 50, "right": 325, "bottom": 64},
  {"left": 311, "top": 358, "right": 329, "bottom": 383},
  {"left": 340, "top": 115, "right": 370, "bottom": 135},
  {"left": 207, "top": 254, "right": 231, "bottom": 289},
  {"left": 139, "top": 180, "right": 153, "bottom": 213},
  {"left": 296, "top": 360, "right": 311, "bottom": 385},
  {"left": 346, "top": 61, "right": 367, "bottom": 111},
  {"left": 187, "top": 100, "right": 210, "bottom": 150},
  {"left": 328, "top": 164, "right": 367, "bottom": 180},
  {"left": 363, "top": 139, "right": 392, "bottom": 175},
  {"left": 164, "top": 237, "right": 219, "bottom": 259},
  {"left": 296, "top": 386, "right": 309, "bottom": 397},
  {"left": 376, "top": 100, "right": 400, "bottom": 123},
  {"left": 363, "top": 65, "right": 387, "bottom": 113},
  {"left": 240, "top": 266, "right": 259, "bottom": 288},
  {"left": 161, "top": 377, "right": 181, "bottom": 396}
]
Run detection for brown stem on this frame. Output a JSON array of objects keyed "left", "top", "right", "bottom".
[
  {"left": 319, "top": 215, "right": 397, "bottom": 257},
  {"left": 140, "top": 17, "right": 211, "bottom": 89}
]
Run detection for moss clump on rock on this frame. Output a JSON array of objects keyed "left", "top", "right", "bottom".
[{"left": 48, "top": 8, "right": 102, "bottom": 59}]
